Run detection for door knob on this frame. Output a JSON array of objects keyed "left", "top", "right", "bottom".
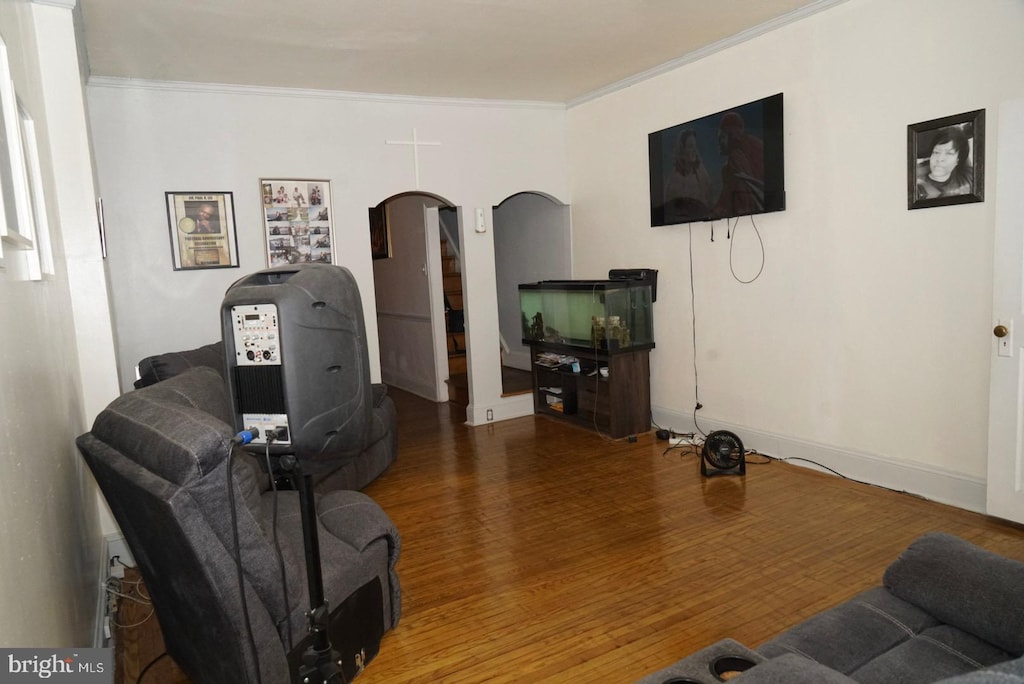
[{"left": 994, "top": 324, "right": 1009, "bottom": 338}]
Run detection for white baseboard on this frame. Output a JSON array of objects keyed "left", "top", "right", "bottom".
[
  {"left": 381, "top": 371, "right": 440, "bottom": 402},
  {"left": 467, "top": 393, "right": 534, "bottom": 426},
  {"left": 653, "top": 405, "right": 987, "bottom": 514}
]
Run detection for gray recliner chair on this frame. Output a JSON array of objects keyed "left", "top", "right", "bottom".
[
  {"left": 77, "top": 366, "right": 401, "bottom": 682},
  {"left": 133, "top": 338, "right": 397, "bottom": 493}
]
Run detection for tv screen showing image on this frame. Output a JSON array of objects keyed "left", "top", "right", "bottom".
[{"left": 649, "top": 93, "right": 785, "bottom": 226}]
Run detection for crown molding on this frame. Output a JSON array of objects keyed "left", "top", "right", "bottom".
[
  {"left": 86, "top": 76, "right": 567, "bottom": 111},
  {"left": 568, "top": 0, "right": 852, "bottom": 108}
]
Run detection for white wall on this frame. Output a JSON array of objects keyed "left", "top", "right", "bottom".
[
  {"left": 567, "top": 0, "right": 1024, "bottom": 510},
  {"left": 0, "top": 0, "right": 115, "bottom": 647},
  {"left": 86, "top": 83, "right": 568, "bottom": 424}
]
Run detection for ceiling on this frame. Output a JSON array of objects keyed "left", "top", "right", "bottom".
[{"left": 78, "top": 0, "right": 845, "bottom": 104}]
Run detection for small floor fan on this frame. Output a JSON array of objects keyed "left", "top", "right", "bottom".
[{"left": 701, "top": 430, "right": 746, "bottom": 477}]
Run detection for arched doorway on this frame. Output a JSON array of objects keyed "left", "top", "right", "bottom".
[{"left": 371, "top": 192, "right": 461, "bottom": 407}]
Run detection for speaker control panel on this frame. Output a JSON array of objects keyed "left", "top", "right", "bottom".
[
  {"left": 230, "top": 303, "right": 288, "bottom": 445},
  {"left": 230, "top": 304, "right": 281, "bottom": 366}
]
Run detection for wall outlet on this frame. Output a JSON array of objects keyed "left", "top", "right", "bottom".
[{"left": 109, "top": 555, "right": 125, "bottom": 579}]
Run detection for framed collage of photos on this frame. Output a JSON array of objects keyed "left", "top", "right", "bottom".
[{"left": 260, "top": 178, "right": 335, "bottom": 267}]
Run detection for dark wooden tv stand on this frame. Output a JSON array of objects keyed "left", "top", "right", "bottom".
[{"left": 528, "top": 341, "right": 652, "bottom": 439}]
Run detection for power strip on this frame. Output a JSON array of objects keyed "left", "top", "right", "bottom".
[{"left": 656, "top": 429, "right": 695, "bottom": 440}]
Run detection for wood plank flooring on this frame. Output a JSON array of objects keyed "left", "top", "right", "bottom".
[
  {"left": 359, "top": 390, "right": 1024, "bottom": 683},
  {"left": 114, "top": 388, "right": 1024, "bottom": 683},
  {"left": 500, "top": 365, "right": 532, "bottom": 396}
]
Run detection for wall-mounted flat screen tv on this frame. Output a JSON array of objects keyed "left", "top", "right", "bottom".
[{"left": 649, "top": 93, "right": 785, "bottom": 226}]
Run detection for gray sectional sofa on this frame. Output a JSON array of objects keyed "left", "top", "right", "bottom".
[{"left": 636, "top": 532, "right": 1024, "bottom": 684}]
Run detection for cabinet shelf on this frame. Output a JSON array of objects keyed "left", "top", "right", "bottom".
[{"left": 528, "top": 342, "right": 651, "bottom": 439}]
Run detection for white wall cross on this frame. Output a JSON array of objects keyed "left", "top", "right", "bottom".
[{"left": 385, "top": 128, "right": 441, "bottom": 190}]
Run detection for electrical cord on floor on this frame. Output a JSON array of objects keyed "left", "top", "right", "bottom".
[
  {"left": 135, "top": 651, "right": 168, "bottom": 684},
  {"left": 741, "top": 448, "right": 772, "bottom": 465},
  {"left": 656, "top": 428, "right": 702, "bottom": 459},
  {"left": 105, "top": 571, "right": 155, "bottom": 630},
  {"left": 662, "top": 440, "right": 702, "bottom": 460},
  {"left": 104, "top": 576, "right": 151, "bottom": 605},
  {"left": 112, "top": 606, "right": 155, "bottom": 630},
  {"left": 749, "top": 451, "right": 919, "bottom": 497}
]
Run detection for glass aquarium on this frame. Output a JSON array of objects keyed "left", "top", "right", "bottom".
[{"left": 518, "top": 280, "right": 655, "bottom": 351}]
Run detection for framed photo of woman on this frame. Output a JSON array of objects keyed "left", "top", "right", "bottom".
[{"left": 908, "top": 109, "right": 985, "bottom": 210}]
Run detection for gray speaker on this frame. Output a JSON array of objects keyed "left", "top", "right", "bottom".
[{"left": 221, "top": 263, "right": 372, "bottom": 463}]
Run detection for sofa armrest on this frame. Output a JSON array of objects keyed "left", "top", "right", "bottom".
[
  {"left": 317, "top": 489, "right": 402, "bottom": 627},
  {"left": 635, "top": 639, "right": 766, "bottom": 684},
  {"left": 318, "top": 490, "right": 400, "bottom": 554},
  {"left": 883, "top": 532, "right": 1024, "bottom": 655}
]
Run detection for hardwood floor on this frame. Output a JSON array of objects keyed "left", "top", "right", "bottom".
[
  {"left": 114, "top": 388, "right": 1024, "bottom": 683},
  {"left": 359, "top": 390, "right": 1024, "bottom": 683},
  {"left": 500, "top": 364, "right": 532, "bottom": 396}
]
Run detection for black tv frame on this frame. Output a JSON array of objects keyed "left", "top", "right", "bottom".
[{"left": 649, "top": 93, "right": 785, "bottom": 226}]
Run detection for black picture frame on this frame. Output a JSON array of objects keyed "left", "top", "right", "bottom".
[
  {"left": 368, "top": 203, "right": 391, "bottom": 260},
  {"left": 259, "top": 178, "right": 335, "bottom": 266},
  {"left": 165, "top": 191, "right": 239, "bottom": 270},
  {"left": 908, "top": 109, "right": 985, "bottom": 210}
]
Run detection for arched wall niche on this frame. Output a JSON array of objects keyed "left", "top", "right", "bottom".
[{"left": 493, "top": 191, "right": 572, "bottom": 374}]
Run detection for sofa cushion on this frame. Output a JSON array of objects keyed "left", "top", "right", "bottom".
[
  {"left": 851, "top": 625, "right": 1012, "bottom": 684},
  {"left": 91, "top": 367, "right": 236, "bottom": 486},
  {"left": 883, "top": 532, "right": 1024, "bottom": 655},
  {"left": 757, "top": 587, "right": 938, "bottom": 673}
]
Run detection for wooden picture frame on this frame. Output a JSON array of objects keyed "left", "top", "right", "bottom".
[
  {"left": 368, "top": 202, "right": 391, "bottom": 260},
  {"left": 165, "top": 191, "right": 239, "bottom": 270},
  {"left": 260, "top": 178, "right": 335, "bottom": 267},
  {"left": 908, "top": 109, "right": 985, "bottom": 210}
]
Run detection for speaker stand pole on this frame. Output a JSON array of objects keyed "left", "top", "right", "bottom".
[{"left": 281, "top": 455, "right": 344, "bottom": 684}]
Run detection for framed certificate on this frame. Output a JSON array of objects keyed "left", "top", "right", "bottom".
[{"left": 165, "top": 191, "right": 239, "bottom": 270}]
